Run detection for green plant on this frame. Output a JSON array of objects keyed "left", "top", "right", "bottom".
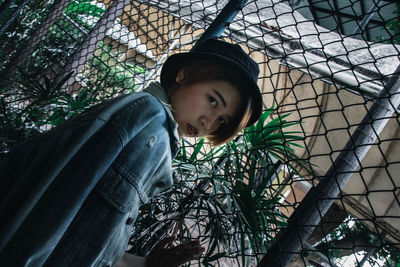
[
  {"left": 87, "top": 44, "right": 147, "bottom": 94},
  {"left": 2, "top": 0, "right": 105, "bottom": 75},
  {"left": 0, "top": 0, "right": 53, "bottom": 71},
  {"left": 376, "top": 3, "right": 400, "bottom": 45},
  {"left": 317, "top": 218, "right": 400, "bottom": 266},
  {"left": 244, "top": 107, "right": 311, "bottom": 176},
  {"left": 129, "top": 108, "right": 310, "bottom": 266},
  {"left": 0, "top": 2, "right": 142, "bottom": 151},
  {"left": 64, "top": 0, "right": 105, "bottom": 30},
  {"left": 15, "top": 68, "right": 73, "bottom": 100},
  {"left": 385, "top": 4, "right": 400, "bottom": 45},
  {"left": 0, "top": 70, "right": 99, "bottom": 151}
]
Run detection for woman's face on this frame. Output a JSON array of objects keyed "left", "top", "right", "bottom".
[{"left": 170, "top": 71, "right": 241, "bottom": 138}]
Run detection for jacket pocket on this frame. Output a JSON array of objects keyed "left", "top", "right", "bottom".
[{"left": 96, "top": 166, "right": 139, "bottom": 213}]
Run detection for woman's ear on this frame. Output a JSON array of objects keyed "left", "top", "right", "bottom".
[{"left": 175, "top": 69, "right": 185, "bottom": 82}]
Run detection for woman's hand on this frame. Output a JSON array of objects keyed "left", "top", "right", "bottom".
[{"left": 146, "top": 235, "right": 205, "bottom": 267}]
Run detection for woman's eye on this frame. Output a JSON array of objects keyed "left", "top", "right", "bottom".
[
  {"left": 219, "top": 118, "right": 225, "bottom": 124},
  {"left": 209, "top": 96, "right": 217, "bottom": 107}
]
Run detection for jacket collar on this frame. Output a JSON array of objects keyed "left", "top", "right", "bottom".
[{"left": 143, "top": 82, "right": 180, "bottom": 157}]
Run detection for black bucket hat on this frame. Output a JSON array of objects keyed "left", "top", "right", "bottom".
[{"left": 160, "top": 38, "right": 262, "bottom": 127}]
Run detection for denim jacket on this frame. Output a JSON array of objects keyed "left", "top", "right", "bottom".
[{"left": 0, "top": 82, "right": 179, "bottom": 266}]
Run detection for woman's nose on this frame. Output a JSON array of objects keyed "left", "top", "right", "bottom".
[
  {"left": 200, "top": 115, "right": 218, "bottom": 131},
  {"left": 200, "top": 117, "right": 209, "bottom": 129}
]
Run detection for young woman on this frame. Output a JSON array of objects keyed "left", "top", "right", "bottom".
[{"left": 0, "top": 38, "right": 262, "bottom": 266}]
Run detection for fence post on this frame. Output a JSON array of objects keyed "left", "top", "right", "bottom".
[
  {"left": 59, "top": 0, "right": 132, "bottom": 91},
  {"left": 258, "top": 65, "right": 400, "bottom": 266},
  {"left": 194, "top": 0, "right": 248, "bottom": 48}
]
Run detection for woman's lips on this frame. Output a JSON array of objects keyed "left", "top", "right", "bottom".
[{"left": 187, "top": 124, "right": 199, "bottom": 136}]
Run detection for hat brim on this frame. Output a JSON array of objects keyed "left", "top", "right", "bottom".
[{"left": 160, "top": 51, "right": 262, "bottom": 127}]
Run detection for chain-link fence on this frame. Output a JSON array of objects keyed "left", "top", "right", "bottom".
[{"left": 1, "top": 0, "right": 399, "bottom": 266}]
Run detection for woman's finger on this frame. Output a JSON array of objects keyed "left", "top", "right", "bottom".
[
  {"left": 173, "top": 246, "right": 205, "bottom": 266},
  {"left": 172, "top": 240, "right": 201, "bottom": 250},
  {"left": 153, "top": 235, "right": 176, "bottom": 250},
  {"left": 169, "top": 241, "right": 205, "bottom": 257}
]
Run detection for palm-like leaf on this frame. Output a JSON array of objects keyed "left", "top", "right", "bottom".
[
  {"left": 130, "top": 107, "right": 310, "bottom": 266},
  {"left": 244, "top": 107, "right": 311, "bottom": 175}
]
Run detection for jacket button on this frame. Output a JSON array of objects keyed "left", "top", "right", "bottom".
[
  {"left": 126, "top": 217, "right": 134, "bottom": 225},
  {"left": 148, "top": 136, "right": 156, "bottom": 147}
]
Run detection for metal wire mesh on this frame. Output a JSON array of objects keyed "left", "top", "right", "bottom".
[{"left": 0, "top": 0, "right": 399, "bottom": 266}]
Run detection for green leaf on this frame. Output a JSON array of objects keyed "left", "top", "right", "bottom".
[{"left": 189, "top": 138, "right": 204, "bottom": 162}]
